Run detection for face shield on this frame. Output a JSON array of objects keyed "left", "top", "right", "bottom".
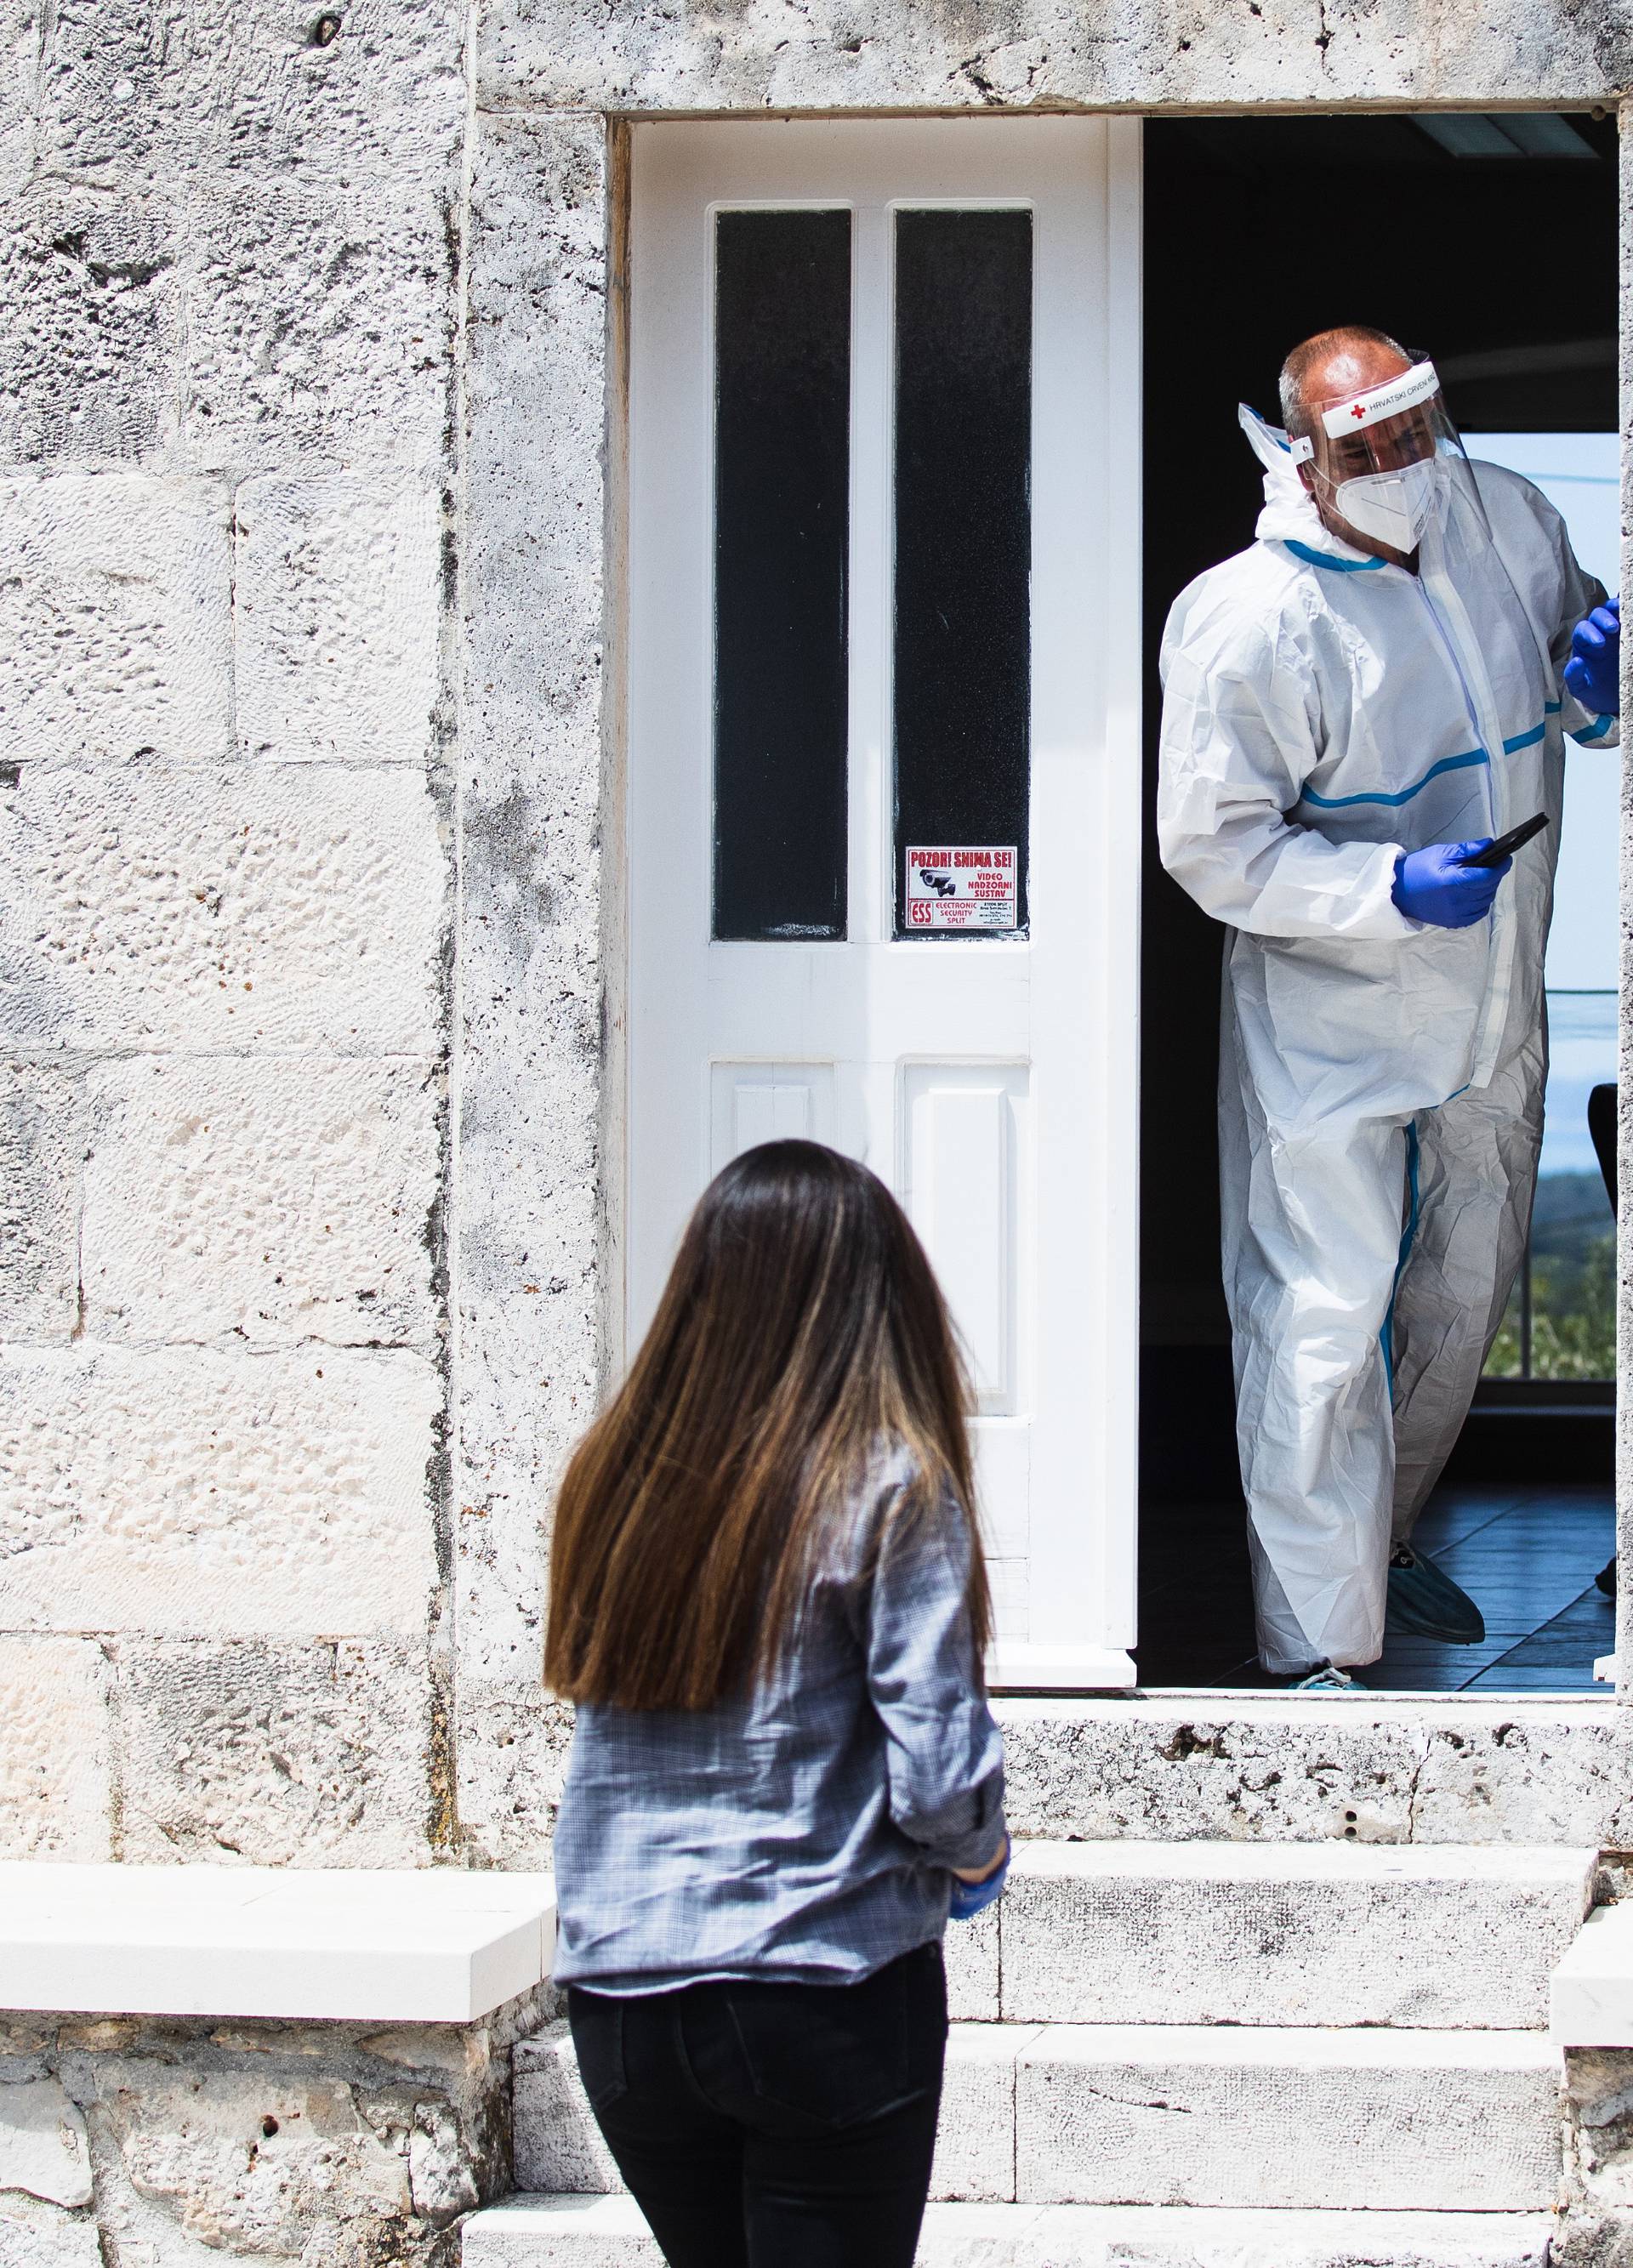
[{"left": 1289, "top": 358, "right": 1487, "bottom": 559}]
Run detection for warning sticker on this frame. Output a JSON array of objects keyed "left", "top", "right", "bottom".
[{"left": 905, "top": 846, "right": 1019, "bottom": 932}]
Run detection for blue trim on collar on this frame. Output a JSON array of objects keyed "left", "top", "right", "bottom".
[{"left": 1282, "top": 538, "right": 1386, "bottom": 574}]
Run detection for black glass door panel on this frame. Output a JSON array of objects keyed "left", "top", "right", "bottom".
[
  {"left": 713, "top": 208, "right": 852, "bottom": 942},
  {"left": 892, "top": 207, "right": 1033, "bottom": 938}
]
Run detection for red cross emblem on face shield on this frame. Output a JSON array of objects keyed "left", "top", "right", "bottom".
[{"left": 1351, "top": 403, "right": 1367, "bottom": 420}]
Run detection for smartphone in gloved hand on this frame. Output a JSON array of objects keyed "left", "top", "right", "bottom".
[{"left": 1459, "top": 813, "right": 1548, "bottom": 869}]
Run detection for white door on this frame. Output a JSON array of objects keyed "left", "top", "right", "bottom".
[{"left": 627, "top": 118, "right": 1141, "bottom": 1689}]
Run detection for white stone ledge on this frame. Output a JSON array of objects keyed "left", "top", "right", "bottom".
[
  {"left": 1551, "top": 1899, "right": 1633, "bottom": 2044},
  {"left": 0, "top": 1863, "right": 555, "bottom": 2024}
]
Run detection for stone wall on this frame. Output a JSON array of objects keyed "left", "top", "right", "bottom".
[
  {"left": 2, "top": 0, "right": 1630, "bottom": 1872},
  {"left": 0, "top": 1989, "right": 552, "bottom": 2267},
  {"left": 1559, "top": 2049, "right": 1633, "bottom": 2267},
  {"left": 0, "top": 2, "right": 469, "bottom": 1867}
]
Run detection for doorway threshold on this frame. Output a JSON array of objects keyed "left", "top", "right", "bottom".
[{"left": 989, "top": 1691, "right": 1630, "bottom": 1846}]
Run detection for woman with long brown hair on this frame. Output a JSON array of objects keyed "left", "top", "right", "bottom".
[{"left": 547, "top": 1139, "right": 1009, "bottom": 2268}]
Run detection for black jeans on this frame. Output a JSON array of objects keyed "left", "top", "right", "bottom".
[{"left": 566, "top": 1941, "right": 948, "bottom": 2268}]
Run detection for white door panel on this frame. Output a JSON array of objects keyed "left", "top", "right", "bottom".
[
  {"left": 710, "top": 1062, "right": 837, "bottom": 1174},
  {"left": 903, "top": 1066, "right": 1027, "bottom": 1413},
  {"left": 629, "top": 118, "right": 1141, "bottom": 1689}
]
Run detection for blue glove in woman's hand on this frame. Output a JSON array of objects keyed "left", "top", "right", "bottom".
[
  {"left": 948, "top": 1837, "right": 1010, "bottom": 1921},
  {"left": 1564, "top": 597, "right": 1620, "bottom": 717},
  {"left": 1391, "top": 842, "right": 1510, "bottom": 929}
]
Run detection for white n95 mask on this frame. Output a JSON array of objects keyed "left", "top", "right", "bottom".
[{"left": 1333, "top": 457, "right": 1440, "bottom": 554}]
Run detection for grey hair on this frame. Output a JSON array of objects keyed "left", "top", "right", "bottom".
[{"left": 1279, "top": 325, "right": 1411, "bottom": 439}]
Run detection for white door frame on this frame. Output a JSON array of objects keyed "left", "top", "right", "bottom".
[{"left": 624, "top": 117, "right": 1142, "bottom": 1690}]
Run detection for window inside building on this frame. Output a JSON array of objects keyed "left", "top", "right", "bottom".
[{"left": 1469, "top": 432, "right": 1619, "bottom": 1384}]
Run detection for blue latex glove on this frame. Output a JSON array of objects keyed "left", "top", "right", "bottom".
[
  {"left": 1391, "top": 841, "right": 1511, "bottom": 929},
  {"left": 948, "top": 1838, "right": 1010, "bottom": 1921},
  {"left": 1564, "top": 596, "right": 1620, "bottom": 716}
]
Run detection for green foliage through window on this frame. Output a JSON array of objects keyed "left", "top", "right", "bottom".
[{"left": 1484, "top": 1172, "right": 1615, "bottom": 1384}]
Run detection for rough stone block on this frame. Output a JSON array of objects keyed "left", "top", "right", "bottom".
[
  {"left": 179, "top": 183, "right": 452, "bottom": 473},
  {"left": 39, "top": 0, "right": 464, "bottom": 192},
  {"left": 116, "top": 1640, "right": 435, "bottom": 1867},
  {"left": 476, "top": 0, "right": 1623, "bottom": 113},
  {"left": 454, "top": 1682, "right": 572, "bottom": 1872},
  {"left": 453, "top": 1057, "right": 600, "bottom": 1687},
  {"left": 0, "top": 2077, "right": 92, "bottom": 2208},
  {"left": 0, "top": 1344, "right": 441, "bottom": 1639},
  {"left": 0, "top": 474, "right": 231, "bottom": 765},
  {"left": 1410, "top": 1708, "right": 1633, "bottom": 1848},
  {"left": 0, "top": 2193, "right": 103, "bottom": 2268},
  {"left": 931, "top": 2025, "right": 1035, "bottom": 2204},
  {"left": 1552, "top": 2208, "right": 1633, "bottom": 2268},
  {"left": 0, "top": 764, "right": 446, "bottom": 1054},
  {"left": 20, "top": 2001, "right": 538, "bottom": 2268},
  {"left": 457, "top": 117, "right": 608, "bottom": 1805},
  {"left": 1015, "top": 2025, "right": 1561, "bottom": 2210},
  {"left": 191, "top": 0, "right": 466, "bottom": 181},
  {"left": 101, "top": 2067, "right": 412, "bottom": 2250},
  {"left": 0, "top": 1637, "right": 112, "bottom": 1862},
  {"left": 944, "top": 1901, "right": 1000, "bottom": 2021},
  {"left": 0, "top": 1063, "right": 80, "bottom": 1339},
  {"left": 996, "top": 1698, "right": 1633, "bottom": 1846},
  {"left": 31, "top": 0, "right": 177, "bottom": 185},
  {"left": 1564, "top": 2046, "right": 1633, "bottom": 2215},
  {"left": 0, "top": 197, "right": 178, "bottom": 463},
  {"left": 513, "top": 2022, "right": 621, "bottom": 2195},
  {"left": 82, "top": 1055, "right": 440, "bottom": 1350},
  {"left": 998, "top": 1699, "right": 1422, "bottom": 1843},
  {"left": 0, "top": 1, "right": 34, "bottom": 198},
  {"left": 236, "top": 475, "right": 442, "bottom": 765}
]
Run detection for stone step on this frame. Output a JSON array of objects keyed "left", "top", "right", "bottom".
[
  {"left": 942, "top": 1839, "right": 1595, "bottom": 2028},
  {"left": 515, "top": 2020, "right": 1562, "bottom": 2211},
  {"left": 463, "top": 2195, "right": 1556, "bottom": 2266}
]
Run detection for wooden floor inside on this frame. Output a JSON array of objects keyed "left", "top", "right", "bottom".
[{"left": 1135, "top": 1483, "right": 1616, "bottom": 1692}]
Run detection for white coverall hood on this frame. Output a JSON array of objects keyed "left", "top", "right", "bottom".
[
  {"left": 1158, "top": 419, "right": 1619, "bottom": 1675},
  {"left": 1238, "top": 402, "right": 1383, "bottom": 560}
]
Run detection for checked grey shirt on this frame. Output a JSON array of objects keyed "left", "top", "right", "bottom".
[{"left": 551, "top": 1453, "right": 1007, "bottom": 1994}]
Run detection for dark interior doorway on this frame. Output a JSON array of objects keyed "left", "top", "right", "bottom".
[{"left": 1136, "top": 110, "right": 1620, "bottom": 1688}]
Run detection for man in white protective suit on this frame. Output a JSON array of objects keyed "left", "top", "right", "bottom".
[{"left": 1158, "top": 325, "right": 1621, "bottom": 1690}]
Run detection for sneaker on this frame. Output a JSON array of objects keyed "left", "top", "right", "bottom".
[
  {"left": 1285, "top": 1663, "right": 1365, "bottom": 1693},
  {"left": 1386, "top": 1545, "right": 1485, "bottom": 1643}
]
